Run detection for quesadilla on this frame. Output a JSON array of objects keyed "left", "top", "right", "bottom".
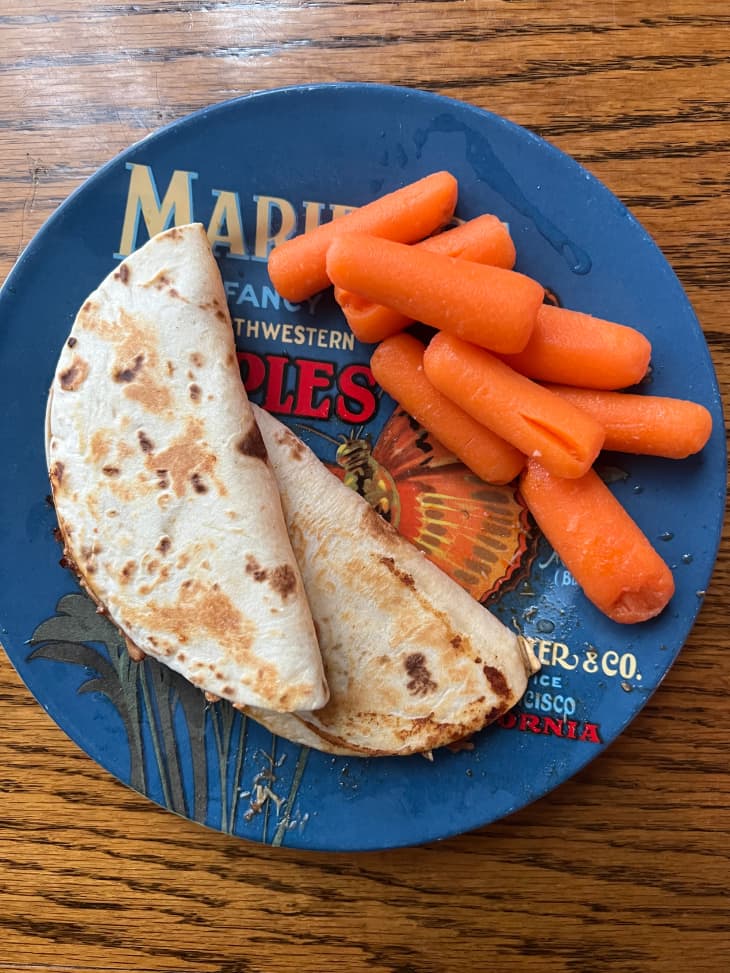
[
  {"left": 46, "top": 223, "right": 327, "bottom": 713},
  {"left": 245, "top": 406, "right": 539, "bottom": 756}
]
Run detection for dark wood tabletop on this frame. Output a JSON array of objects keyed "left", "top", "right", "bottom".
[{"left": 1, "top": 2, "right": 728, "bottom": 971}]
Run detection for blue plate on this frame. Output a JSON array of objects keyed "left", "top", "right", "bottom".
[{"left": 0, "top": 84, "right": 725, "bottom": 851}]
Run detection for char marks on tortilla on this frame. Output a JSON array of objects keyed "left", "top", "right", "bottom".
[
  {"left": 246, "top": 406, "right": 539, "bottom": 756},
  {"left": 46, "top": 223, "right": 327, "bottom": 713}
]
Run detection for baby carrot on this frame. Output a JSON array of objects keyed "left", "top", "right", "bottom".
[
  {"left": 334, "top": 214, "right": 517, "bottom": 344},
  {"left": 371, "top": 333, "right": 525, "bottom": 484},
  {"left": 520, "top": 460, "right": 675, "bottom": 624},
  {"left": 326, "top": 234, "right": 544, "bottom": 354},
  {"left": 499, "top": 304, "right": 652, "bottom": 389},
  {"left": 423, "top": 332, "right": 605, "bottom": 479},
  {"left": 544, "top": 385, "right": 713, "bottom": 459},
  {"left": 268, "top": 171, "right": 458, "bottom": 302}
]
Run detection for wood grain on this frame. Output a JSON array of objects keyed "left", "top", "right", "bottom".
[{"left": 1, "top": 1, "right": 729, "bottom": 971}]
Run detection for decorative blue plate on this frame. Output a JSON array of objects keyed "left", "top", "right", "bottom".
[{"left": 0, "top": 84, "right": 724, "bottom": 851}]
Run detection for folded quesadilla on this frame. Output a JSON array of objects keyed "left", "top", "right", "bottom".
[
  {"left": 46, "top": 223, "right": 327, "bottom": 713},
  {"left": 246, "top": 406, "right": 539, "bottom": 756}
]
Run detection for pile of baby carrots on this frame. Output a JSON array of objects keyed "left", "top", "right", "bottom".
[{"left": 268, "top": 171, "right": 713, "bottom": 626}]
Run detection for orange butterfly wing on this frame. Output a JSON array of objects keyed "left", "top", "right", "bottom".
[{"left": 372, "top": 409, "right": 533, "bottom": 603}]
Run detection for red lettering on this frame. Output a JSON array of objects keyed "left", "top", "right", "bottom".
[
  {"left": 294, "top": 358, "right": 334, "bottom": 419},
  {"left": 579, "top": 722, "right": 602, "bottom": 744},
  {"left": 518, "top": 713, "right": 541, "bottom": 734},
  {"left": 564, "top": 720, "right": 579, "bottom": 739},
  {"left": 262, "top": 355, "right": 294, "bottom": 414},
  {"left": 336, "top": 364, "right": 377, "bottom": 423},
  {"left": 542, "top": 717, "right": 564, "bottom": 738},
  {"left": 498, "top": 712, "right": 517, "bottom": 730},
  {"left": 237, "top": 351, "right": 266, "bottom": 394}
]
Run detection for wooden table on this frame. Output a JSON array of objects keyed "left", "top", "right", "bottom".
[{"left": 1, "top": 2, "right": 728, "bottom": 970}]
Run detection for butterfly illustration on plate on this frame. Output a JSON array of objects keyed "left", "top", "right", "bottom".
[{"left": 303, "top": 405, "right": 538, "bottom": 605}]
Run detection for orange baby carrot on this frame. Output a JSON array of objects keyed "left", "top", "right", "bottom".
[
  {"left": 371, "top": 333, "right": 525, "bottom": 484},
  {"left": 499, "top": 304, "right": 652, "bottom": 389},
  {"left": 423, "top": 332, "right": 605, "bottom": 479},
  {"left": 335, "top": 214, "right": 517, "bottom": 344},
  {"left": 267, "top": 171, "right": 458, "bottom": 302},
  {"left": 326, "top": 234, "right": 544, "bottom": 354},
  {"left": 543, "top": 385, "right": 713, "bottom": 459},
  {"left": 520, "top": 460, "right": 675, "bottom": 624}
]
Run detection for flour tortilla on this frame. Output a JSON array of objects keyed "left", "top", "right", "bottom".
[
  {"left": 246, "top": 406, "right": 539, "bottom": 756},
  {"left": 46, "top": 224, "right": 327, "bottom": 712}
]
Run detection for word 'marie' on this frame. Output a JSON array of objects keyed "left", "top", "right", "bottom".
[{"left": 116, "top": 163, "right": 355, "bottom": 259}]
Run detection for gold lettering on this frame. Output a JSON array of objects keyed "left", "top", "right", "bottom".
[
  {"left": 208, "top": 190, "right": 247, "bottom": 257},
  {"left": 254, "top": 195, "right": 296, "bottom": 259},
  {"left": 303, "top": 200, "right": 326, "bottom": 234},
  {"left": 116, "top": 164, "right": 197, "bottom": 257},
  {"left": 330, "top": 203, "right": 356, "bottom": 221}
]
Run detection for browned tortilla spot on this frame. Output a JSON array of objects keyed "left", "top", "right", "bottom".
[
  {"left": 405, "top": 653, "right": 437, "bottom": 696},
  {"left": 50, "top": 461, "right": 65, "bottom": 488},
  {"left": 190, "top": 472, "right": 208, "bottom": 494},
  {"left": 67, "top": 336, "right": 77, "bottom": 348},
  {"left": 59, "top": 357, "right": 89, "bottom": 391},
  {"left": 120, "top": 560, "right": 137, "bottom": 584},
  {"left": 379, "top": 555, "right": 415, "bottom": 590},
  {"left": 269, "top": 564, "right": 297, "bottom": 600},
  {"left": 124, "top": 377, "right": 172, "bottom": 412},
  {"left": 221, "top": 685, "right": 234, "bottom": 696},
  {"left": 106, "top": 310, "right": 173, "bottom": 412},
  {"left": 146, "top": 559, "right": 160, "bottom": 574},
  {"left": 236, "top": 424, "right": 268, "bottom": 461},
  {"left": 245, "top": 555, "right": 267, "bottom": 583},
  {"left": 80, "top": 542, "right": 101, "bottom": 575},
  {"left": 166, "top": 361, "right": 175, "bottom": 376},
  {"left": 114, "top": 353, "right": 145, "bottom": 383},
  {"left": 482, "top": 664, "right": 509, "bottom": 700},
  {"left": 125, "top": 638, "right": 146, "bottom": 662},
  {"left": 157, "top": 535, "right": 171, "bottom": 554},
  {"left": 114, "top": 263, "right": 131, "bottom": 284},
  {"left": 148, "top": 418, "right": 223, "bottom": 497},
  {"left": 156, "top": 469, "right": 170, "bottom": 490},
  {"left": 102, "top": 465, "right": 120, "bottom": 477},
  {"left": 451, "top": 634, "right": 463, "bottom": 649},
  {"left": 169, "top": 287, "right": 180, "bottom": 299},
  {"left": 177, "top": 651, "right": 187, "bottom": 662},
  {"left": 215, "top": 309, "right": 227, "bottom": 322},
  {"left": 274, "top": 428, "right": 306, "bottom": 462},
  {"left": 190, "top": 352, "right": 204, "bottom": 368},
  {"left": 123, "top": 580, "right": 256, "bottom": 669},
  {"left": 189, "top": 383, "right": 201, "bottom": 402},
  {"left": 144, "top": 270, "right": 172, "bottom": 290},
  {"left": 137, "top": 430, "right": 155, "bottom": 453}
]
